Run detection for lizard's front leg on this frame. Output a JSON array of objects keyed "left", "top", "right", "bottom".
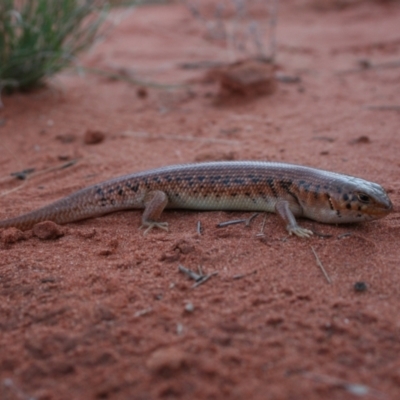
[{"left": 140, "top": 190, "right": 169, "bottom": 235}]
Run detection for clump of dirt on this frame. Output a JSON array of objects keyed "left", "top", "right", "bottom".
[{"left": 207, "top": 58, "right": 277, "bottom": 100}]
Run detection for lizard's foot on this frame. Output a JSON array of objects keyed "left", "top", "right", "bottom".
[
  {"left": 287, "top": 225, "right": 313, "bottom": 238},
  {"left": 140, "top": 221, "right": 169, "bottom": 235}
]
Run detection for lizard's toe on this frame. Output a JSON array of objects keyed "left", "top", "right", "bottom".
[
  {"left": 287, "top": 225, "right": 313, "bottom": 238},
  {"left": 140, "top": 221, "right": 169, "bottom": 235}
]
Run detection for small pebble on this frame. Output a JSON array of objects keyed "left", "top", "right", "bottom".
[
  {"left": 84, "top": 129, "right": 105, "bottom": 145},
  {"left": 354, "top": 282, "right": 368, "bottom": 292},
  {"left": 345, "top": 383, "right": 369, "bottom": 396},
  {"left": 137, "top": 87, "right": 148, "bottom": 98},
  {"left": 176, "top": 323, "right": 184, "bottom": 335},
  {"left": 184, "top": 302, "right": 194, "bottom": 313},
  {"left": 349, "top": 135, "right": 370, "bottom": 145},
  {"left": 146, "top": 347, "right": 186, "bottom": 373}
]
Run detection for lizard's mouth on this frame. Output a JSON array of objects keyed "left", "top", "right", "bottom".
[{"left": 369, "top": 199, "right": 393, "bottom": 218}]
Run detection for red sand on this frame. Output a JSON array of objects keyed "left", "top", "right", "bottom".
[{"left": 1, "top": 1, "right": 400, "bottom": 399}]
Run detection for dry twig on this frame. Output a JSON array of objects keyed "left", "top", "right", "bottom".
[
  {"left": 178, "top": 264, "right": 218, "bottom": 289},
  {"left": 255, "top": 213, "right": 267, "bottom": 237},
  {"left": 0, "top": 159, "right": 79, "bottom": 198},
  {"left": 311, "top": 246, "right": 331, "bottom": 284},
  {"left": 217, "top": 212, "right": 259, "bottom": 228}
]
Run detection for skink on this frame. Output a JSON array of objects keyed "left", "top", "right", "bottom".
[{"left": 0, "top": 161, "right": 393, "bottom": 237}]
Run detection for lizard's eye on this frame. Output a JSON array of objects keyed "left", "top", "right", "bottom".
[{"left": 357, "top": 193, "right": 371, "bottom": 203}]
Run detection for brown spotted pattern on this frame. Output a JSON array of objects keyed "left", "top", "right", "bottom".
[{"left": 0, "top": 161, "right": 393, "bottom": 231}]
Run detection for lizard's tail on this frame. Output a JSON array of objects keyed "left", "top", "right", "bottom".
[{"left": 0, "top": 184, "right": 135, "bottom": 231}]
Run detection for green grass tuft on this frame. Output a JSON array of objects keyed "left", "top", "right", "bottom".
[{"left": 0, "top": 0, "right": 108, "bottom": 93}]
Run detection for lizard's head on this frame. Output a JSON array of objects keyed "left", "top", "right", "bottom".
[{"left": 326, "top": 177, "right": 393, "bottom": 223}]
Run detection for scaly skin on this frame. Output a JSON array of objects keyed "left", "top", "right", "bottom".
[{"left": 0, "top": 161, "right": 393, "bottom": 237}]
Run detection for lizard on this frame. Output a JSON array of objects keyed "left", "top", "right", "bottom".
[{"left": 0, "top": 161, "right": 393, "bottom": 238}]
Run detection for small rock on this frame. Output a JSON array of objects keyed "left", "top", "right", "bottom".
[
  {"left": 84, "top": 130, "right": 105, "bottom": 145},
  {"left": 354, "top": 281, "right": 368, "bottom": 292},
  {"left": 32, "top": 221, "right": 64, "bottom": 240},
  {"left": 137, "top": 87, "right": 148, "bottom": 98},
  {"left": 98, "top": 249, "right": 113, "bottom": 256},
  {"left": 184, "top": 302, "right": 194, "bottom": 313},
  {"left": 176, "top": 323, "right": 184, "bottom": 335},
  {"left": 146, "top": 347, "right": 187, "bottom": 374},
  {"left": 345, "top": 383, "right": 369, "bottom": 396},
  {"left": 349, "top": 135, "right": 370, "bottom": 145},
  {"left": 57, "top": 154, "right": 71, "bottom": 161}
]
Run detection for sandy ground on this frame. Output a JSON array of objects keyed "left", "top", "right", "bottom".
[{"left": 1, "top": 1, "right": 400, "bottom": 399}]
